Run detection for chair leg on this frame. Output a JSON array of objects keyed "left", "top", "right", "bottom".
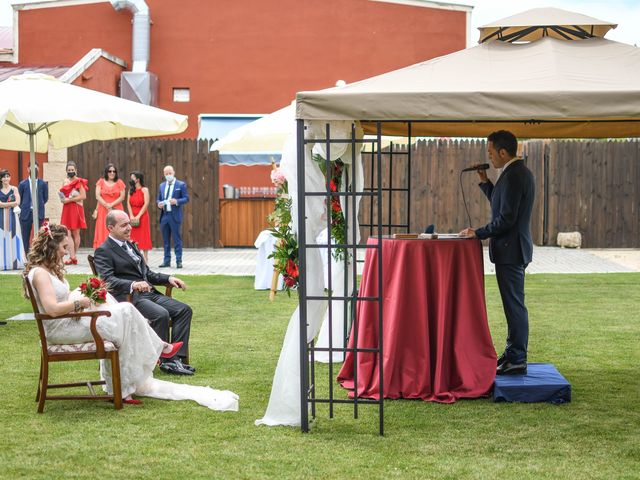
[
  {"left": 37, "top": 360, "right": 48, "bottom": 413},
  {"left": 35, "top": 355, "right": 43, "bottom": 402},
  {"left": 110, "top": 351, "right": 123, "bottom": 410}
]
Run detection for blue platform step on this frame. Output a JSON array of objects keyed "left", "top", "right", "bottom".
[{"left": 493, "top": 363, "right": 571, "bottom": 404}]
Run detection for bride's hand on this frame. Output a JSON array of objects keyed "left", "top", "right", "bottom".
[{"left": 78, "top": 297, "right": 92, "bottom": 309}]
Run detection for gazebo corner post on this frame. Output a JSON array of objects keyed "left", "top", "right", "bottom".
[
  {"left": 296, "top": 118, "right": 310, "bottom": 433},
  {"left": 28, "top": 124, "right": 40, "bottom": 231},
  {"left": 376, "top": 121, "right": 384, "bottom": 437}
]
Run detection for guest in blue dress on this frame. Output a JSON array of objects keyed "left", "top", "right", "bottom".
[{"left": 0, "top": 169, "right": 26, "bottom": 270}]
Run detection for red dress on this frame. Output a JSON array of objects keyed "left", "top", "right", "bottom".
[
  {"left": 93, "top": 178, "right": 126, "bottom": 248},
  {"left": 60, "top": 178, "right": 88, "bottom": 230},
  {"left": 129, "top": 187, "right": 152, "bottom": 250}
]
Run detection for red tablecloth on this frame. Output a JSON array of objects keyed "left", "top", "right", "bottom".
[{"left": 337, "top": 237, "right": 496, "bottom": 403}]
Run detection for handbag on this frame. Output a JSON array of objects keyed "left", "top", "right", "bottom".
[{"left": 130, "top": 217, "right": 140, "bottom": 227}]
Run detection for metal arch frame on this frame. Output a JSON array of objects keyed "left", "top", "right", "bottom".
[{"left": 296, "top": 119, "right": 413, "bottom": 435}]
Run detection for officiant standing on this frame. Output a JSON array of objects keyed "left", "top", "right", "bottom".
[
  {"left": 157, "top": 165, "right": 189, "bottom": 269},
  {"left": 460, "top": 130, "right": 535, "bottom": 376}
]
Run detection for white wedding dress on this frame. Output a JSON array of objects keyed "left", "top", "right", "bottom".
[{"left": 28, "top": 267, "right": 239, "bottom": 411}]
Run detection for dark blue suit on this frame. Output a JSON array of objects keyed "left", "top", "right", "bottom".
[
  {"left": 18, "top": 178, "right": 48, "bottom": 253},
  {"left": 475, "top": 160, "right": 535, "bottom": 363},
  {"left": 157, "top": 179, "right": 189, "bottom": 264}
]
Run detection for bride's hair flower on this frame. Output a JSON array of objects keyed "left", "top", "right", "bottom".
[{"left": 79, "top": 277, "right": 108, "bottom": 305}]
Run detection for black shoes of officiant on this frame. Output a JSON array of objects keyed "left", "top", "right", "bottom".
[
  {"left": 159, "top": 357, "right": 196, "bottom": 376},
  {"left": 496, "top": 352, "right": 527, "bottom": 375}
]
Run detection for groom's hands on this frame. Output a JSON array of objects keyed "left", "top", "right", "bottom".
[
  {"left": 168, "top": 276, "right": 187, "bottom": 291},
  {"left": 132, "top": 280, "right": 152, "bottom": 293}
]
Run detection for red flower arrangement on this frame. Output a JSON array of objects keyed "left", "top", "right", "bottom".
[{"left": 79, "top": 277, "right": 108, "bottom": 304}]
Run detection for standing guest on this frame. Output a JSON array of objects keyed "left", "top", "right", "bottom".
[
  {"left": 127, "top": 171, "right": 152, "bottom": 262},
  {"left": 59, "top": 161, "right": 88, "bottom": 265},
  {"left": 0, "top": 169, "right": 26, "bottom": 270},
  {"left": 460, "top": 130, "right": 535, "bottom": 376},
  {"left": 18, "top": 163, "right": 48, "bottom": 254},
  {"left": 156, "top": 165, "right": 189, "bottom": 268},
  {"left": 93, "top": 164, "right": 126, "bottom": 249}
]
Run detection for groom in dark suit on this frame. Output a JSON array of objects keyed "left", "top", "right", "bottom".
[
  {"left": 460, "top": 130, "right": 535, "bottom": 376},
  {"left": 94, "top": 210, "right": 195, "bottom": 376},
  {"left": 18, "top": 163, "right": 48, "bottom": 254}
]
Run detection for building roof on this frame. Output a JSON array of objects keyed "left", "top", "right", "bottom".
[{"left": 0, "top": 65, "right": 70, "bottom": 82}]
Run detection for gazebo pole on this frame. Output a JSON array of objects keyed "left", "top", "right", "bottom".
[{"left": 28, "top": 123, "right": 39, "bottom": 232}]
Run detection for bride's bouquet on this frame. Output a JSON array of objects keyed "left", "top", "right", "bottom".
[{"left": 79, "top": 277, "right": 108, "bottom": 305}]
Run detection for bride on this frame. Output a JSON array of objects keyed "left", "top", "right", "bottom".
[{"left": 25, "top": 223, "right": 238, "bottom": 410}]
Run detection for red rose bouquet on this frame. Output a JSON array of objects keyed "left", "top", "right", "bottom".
[{"left": 79, "top": 277, "right": 108, "bottom": 304}]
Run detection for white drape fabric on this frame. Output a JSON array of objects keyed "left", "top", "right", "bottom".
[{"left": 256, "top": 120, "right": 363, "bottom": 426}]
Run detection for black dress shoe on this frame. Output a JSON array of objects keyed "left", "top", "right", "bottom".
[
  {"left": 158, "top": 262, "right": 171, "bottom": 268},
  {"left": 174, "top": 357, "right": 195, "bottom": 373},
  {"left": 496, "top": 361, "right": 527, "bottom": 376},
  {"left": 159, "top": 360, "right": 193, "bottom": 376},
  {"left": 176, "top": 262, "right": 183, "bottom": 269}
]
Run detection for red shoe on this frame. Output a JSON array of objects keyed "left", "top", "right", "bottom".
[
  {"left": 160, "top": 341, "right": 183, "bottom": 359},
  {"left": 64, "top": 257, "right": 78, "bottom": 265},
  {"left": 123, "top": 398, "right": 143, "bottom": 405}
]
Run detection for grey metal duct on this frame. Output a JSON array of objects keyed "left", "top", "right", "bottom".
[{"left": 111, "top": 0, "right": 157, "bottom": 105}]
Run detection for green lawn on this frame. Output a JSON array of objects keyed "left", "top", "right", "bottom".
[{"left": 0, "top": 273, "right": 638, "bottom": 479}]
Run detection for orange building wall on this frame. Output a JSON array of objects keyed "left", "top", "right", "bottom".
[
  {"left": 70, "top": 55, "right": 125, "bottom": 95},
  {"left": 17, "top": 0, "right": 467, "bottom": 138}
]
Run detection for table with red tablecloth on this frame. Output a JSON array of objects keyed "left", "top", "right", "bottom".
[{"left": 337, "top": 237, "right": 496, "bottom": 403}]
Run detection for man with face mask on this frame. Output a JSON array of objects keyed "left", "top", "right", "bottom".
[
  {"left": 18, "top": 163, "right": 49, "bottom": 254},
  {"left": 157, "top": 165, "right": 189, "bottom": 268}
]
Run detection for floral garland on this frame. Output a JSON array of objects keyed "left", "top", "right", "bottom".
[
  {"left": 268, "top": 156, "right": 348, "bottom": 297},
  {"left": 268, "top": 168, "right": 299, "bottom": 295}
]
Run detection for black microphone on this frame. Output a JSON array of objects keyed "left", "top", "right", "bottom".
[{"left": 461, "top": 163, "right": 490, "bottom": 173}]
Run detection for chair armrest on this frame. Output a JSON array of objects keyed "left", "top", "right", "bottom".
[
  {"left": 165, "top": 285, "right": 173, "bottom": 298},
  {"left": 39, "top": 310, "right": 112, "bottom": 357}
]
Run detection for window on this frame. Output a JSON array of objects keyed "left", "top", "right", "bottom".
[{"left": 173, "top": 88, "right": 190, "bottom": 102}]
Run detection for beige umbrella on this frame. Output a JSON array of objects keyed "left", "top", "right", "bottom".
[
  {"left": 478, "top": 7, "right": 617, "bottom": 43},
  {"left": 0, "top": 73, "right": 188, "bottom": 228}
]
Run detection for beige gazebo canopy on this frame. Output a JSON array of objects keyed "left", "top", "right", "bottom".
[
  {"left": 295, "top": 35, "right": 640, "bottom": 138},
  {"left": 478, "top": 7, "right": 617, "bottom": 43}
]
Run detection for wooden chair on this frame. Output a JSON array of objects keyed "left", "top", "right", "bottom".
[
  {"left": 87, "top": 255, "right": 187, "bottom": 363},
  {"left": 24, "top": 276, "right": 123, "bottom": 413}
]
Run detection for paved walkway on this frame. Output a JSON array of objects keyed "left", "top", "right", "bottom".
[{"left": 3, "top": 245, "right": 638, "bottom": 276}]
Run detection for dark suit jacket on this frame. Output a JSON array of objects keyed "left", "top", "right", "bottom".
[
  {"left": 475, "top": 160, "right": 535, "bottom": 265},
  {"left": 94, "top": 237, "right": 171, "bottom": 301},
  {"left": 157, "top": 179, "right": 189, "bottom": 224},
  {"left": 18, "top": 178, "right": 48, "bottom": 223}
]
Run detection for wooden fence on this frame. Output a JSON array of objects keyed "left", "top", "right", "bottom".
[
  {"left": 361, "top": 139, "right": 640, "bottom": 248},
  {"left": 68, "top": 138, "right": 639, "bottom": 249},
  {"left": 69, "top": 139, "right": 219, "bottom": 248}
]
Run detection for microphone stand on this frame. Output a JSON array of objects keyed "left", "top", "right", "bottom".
[{"left": 459, "top": 170, "right": 473, "bottom": 228}]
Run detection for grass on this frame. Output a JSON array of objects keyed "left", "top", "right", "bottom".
[{"left": 0, "top": 273, "right": 638, "bottom": 479}]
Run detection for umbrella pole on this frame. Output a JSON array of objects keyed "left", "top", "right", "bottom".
[{"left": 28, "top": 124, "right": 39, "bottom": 233}]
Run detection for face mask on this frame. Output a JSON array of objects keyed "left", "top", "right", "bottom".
[
  {"left": 67, "top": 172, "right": 76, "bottom": 178},
  {"left": 165, "top": 175, "right": 174, "bottom": 183},
  {"left": 129, "top": 180, "right": 137, "bottom": 188}
]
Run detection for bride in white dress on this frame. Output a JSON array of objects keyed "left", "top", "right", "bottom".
[{"left": 25, "top": 223, "right": 238, "bottom": 410}]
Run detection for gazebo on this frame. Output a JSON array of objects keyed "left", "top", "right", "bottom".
[{"left": 257, "top": 8, "right": 639, "bottom": 433}]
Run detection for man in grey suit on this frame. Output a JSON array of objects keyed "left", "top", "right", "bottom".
[
  {"left": 94, "top": 210, "right": 195, "bottom": 376},
  {"left": 460, "top": 130, "right": 535, "bottom": 375}
]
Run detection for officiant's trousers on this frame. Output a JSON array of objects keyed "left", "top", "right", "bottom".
[{"left": 133, "top": 290, "right": 192, "bottom": 358}]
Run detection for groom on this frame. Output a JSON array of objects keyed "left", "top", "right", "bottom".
[{"left": 94, "top": 210, "right": 195, "bottom": 376}]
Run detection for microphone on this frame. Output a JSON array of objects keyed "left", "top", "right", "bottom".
[{"left": 461, "top": 163, "right": 490, "bottom": 173}]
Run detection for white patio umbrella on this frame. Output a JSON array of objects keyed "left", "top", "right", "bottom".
[{"left": 0, "top": 73, "right": 188, "bottom": 228}]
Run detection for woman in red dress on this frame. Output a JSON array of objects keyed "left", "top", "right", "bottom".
[
  {"left": 59, "top": 161, "right": 88, "bottom": 265},
  {"left": 93, "top": 164, "right": 126, "bottom": 248},
  {"left": 127, "top": 171, "right": 152, "bottom": 262}
]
